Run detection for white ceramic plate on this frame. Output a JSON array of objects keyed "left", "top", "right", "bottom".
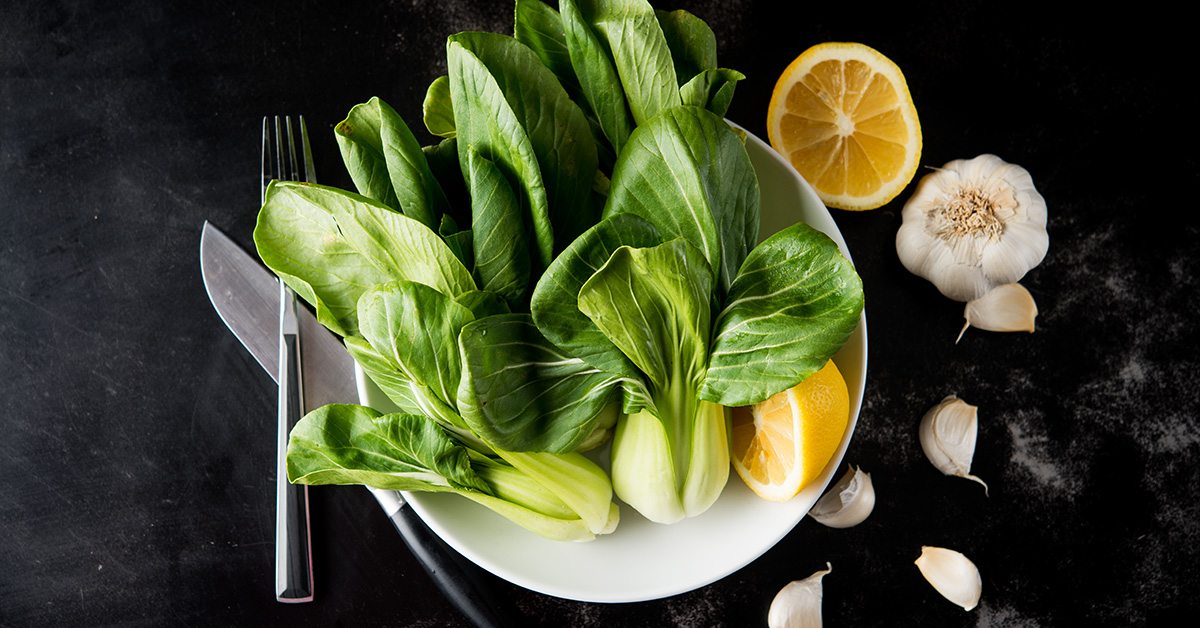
[{"left": 357, "top": 125, "right": 868, "bottom": 603}]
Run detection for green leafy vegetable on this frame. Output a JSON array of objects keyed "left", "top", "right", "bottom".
[
  {"left": 422, "top": 76, "right": 456, "bottom": 139},
  {"left": 457, "top": 313, "right": 623, "bottom": 453},
  {"left": 464, "top": 146, "right": 530, "bottom": 304},
  {"left": 257, "top": 0, "right": 859, "bottom": 541},
  {"left": 514, "top": 0, "right": 587, "bottom": 109},
  {"left": 335, "top": 97, "right": 448, "bottom": 230},
  {"left": 287, "top": 404, "right": 616, "bottom": 542},
  {"left": 560, "top": 0, "right": 635, "bottom": 156},
  {"left": 254, "top": 181, "right": 475, "bottom": 336},
  {"left": 603, "top": 105, "right": 759, "bottom": 296},
  {"left": 577, "top": 240, "right": 712, "bottom": 392},
  {"left": 702, "top": 221, "right": 865, "bottom": 406},
  {"left": 448, "top": 31, "right": 600, "bottom": 265},
  {"left": 528, "top": 105, "right": 862, "bottom": 523},
  {"left": 579, "top": 0, "right": 681, "bottom": 126},
  {"left": 529, "top": 212, "right": 662, "bottom": 381},
  {"left": 654, "top": 8, "right": 717, "bottom": 85},
  {"left": 680, "top": 68, "right": 744, "bottom": 118}
]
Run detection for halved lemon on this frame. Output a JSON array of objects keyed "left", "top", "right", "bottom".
[
  {"left": 767, "top": 42, "right": 922, "bottom": 210},
  {"left": 731, "top": 360, "right": 850, "bottom": 501}
]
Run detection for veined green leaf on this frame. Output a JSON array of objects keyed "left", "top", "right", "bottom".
[
  {"left": 579, "top": 0, "right": 680, "bottom": 125},
  {"left": 334, "top": 100, "right": 399, "bottom": 211},
  {"left": 448, "top": 32, "right": 600, "bottom": 263},
  {"left": 447, "top": 36, "right": 552, "bottom": 269},
  {"left": 422, "top": 76, "right": 456, "bottom": 139},
  {"left": 603, "top": 106, "right": 759, "bottom": 295},
  {"left": 286, "top": 404, "right": 491, "bottom": 494},
  {"left": 702, "top": 221, "right": 865, "bottom": 406},
  {"left": 561, "top": 0, "right": 634, "bottom": 155},
  {"left": 259, "top": 181, "right": 474, "bottom": 301},
  {"left": 344, "top": 336, "right": 479, "bottom": 444},
  {"left": 457, "top": 314, "right": 623, "bottom": 453},
  {"left": 256, "top": 181, "right": 474, "bottom": 336},
  {"left": 514, "top": 0, "right": 587, "bottom": 110},
  {"left": 335, "top": 97, "right": 447, "bottom": 230},
  {"left": 680, "top": 68, "right": 744, "bottom": 118},
  {"left": 358, "top": 281, "right": 475, "bottom": 410},
  {"left": 465, "top": 146, "right": 530, "bottom": 305},
  {"left": 530, "top": 213, "right": 661, "bottom": 380},
  {"left": 577, "top": 239, "right": 713, "bottom": 391},
  {"left": 655, "top": 8, "right": 717, "bottom": 85}
]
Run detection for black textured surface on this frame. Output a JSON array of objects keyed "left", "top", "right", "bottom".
[{"left": 2, "top": 1, "right": 1194, "bottom": 626}]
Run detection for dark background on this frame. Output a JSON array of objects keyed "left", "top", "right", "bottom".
[{"left": 3, "top": 1, "right": 1195, "bottom": 626}]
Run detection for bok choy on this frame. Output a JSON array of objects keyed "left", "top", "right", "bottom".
[
  {"left": 253, "top": 0, "right": 860, "bottom": 541},
  {"left": 510, "top": 105, "right": 865, "bottom": 524},
  {"left": 254, "top": 61, "right": 621, "bottom": 540}
]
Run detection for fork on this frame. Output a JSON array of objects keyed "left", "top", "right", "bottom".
[{"left": 263, "top": 116, "right": 316, "bottom": 603}]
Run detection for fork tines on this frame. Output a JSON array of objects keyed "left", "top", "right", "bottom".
[{"left": 261, "top": 116, "right": 308, "bottom": 203}]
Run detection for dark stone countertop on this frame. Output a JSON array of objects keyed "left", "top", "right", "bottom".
[{"left": 2, "top": 1, "right": 1194, "bottom": 626}]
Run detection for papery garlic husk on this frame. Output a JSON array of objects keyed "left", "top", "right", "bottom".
[
  {"left": 768, "top": 563, "right": 832, "bottom": 628},
  {"left": 896, "top": 154, "right": 1048, "bottom": 302},
  {"left": 957, "top": 283, "right": 1038, "bottom": 342},
  {"left": 809, "top": 465, "right": 875, "bottom": 528},
  {"left": 915, "top": 546, "right": 982, "bottom": 611},
  {"left": 919, "top": 395, "right": 987, "bottom": 493}
]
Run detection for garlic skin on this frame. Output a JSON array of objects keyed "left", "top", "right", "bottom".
[
  {"left": 957, "top": 283, "right": 1038, "bottom": 342},
  {"left": 809, "top": 465, "right": 875, "bottom": 528},
  {"left": 918, "top": 395, "right": 987, "bottom": 492},
  {"left": 768, "top": 563, "right": 832, "bottom": 628},
  {"left": 915, "top": 546, "right": 982, "bottom": 611},
  {"left": 896, "top": 154, "right": 1048, "bottom": 302}
]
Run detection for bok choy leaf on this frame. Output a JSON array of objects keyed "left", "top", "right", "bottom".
[
  {"left": 287, "top": 404, "right": 616, "bottom": 542},
  {"left": 448, "top": 30, "right": 600, "bottom": 266},
  {"left": 335, "top": 97, "right": 448, "bottom": 231},
  {"left": 254, "top": 181, "right": 475, "bottom": 337}
]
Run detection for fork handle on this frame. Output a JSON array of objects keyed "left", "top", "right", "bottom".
[{"left": 276, "top": 291, "right": 313, "bottom": 603}]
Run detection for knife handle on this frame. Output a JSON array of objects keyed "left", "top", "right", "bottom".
[
  {"left": 276, "top": 300, "right": 314, "bottom": 603},
  {"left": 372, "top": 491, "right": 516, "bottom": 628}
]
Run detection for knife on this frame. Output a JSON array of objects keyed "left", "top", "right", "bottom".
[{"left": 199, "top": 221, "right": 516, "bottom": 627}]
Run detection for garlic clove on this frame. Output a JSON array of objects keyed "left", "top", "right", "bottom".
[
  {"left": 768, "top": 563, "right": 832, "bottom": 628},
  {"left": 809, "top": 465, "right": 875, "bottom": 528},
  {"left": 914, "top": 546, "right": 982, "bottom": 611},
  {"left": 918, "top": 395, "right": 987, "bottom": 493},
  {"left": 957, "top": 283, "right": 1038, "bottom": 342}
]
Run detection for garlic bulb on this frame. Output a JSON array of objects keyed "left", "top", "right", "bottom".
[
  {"left": 896, "top": 154, "right": 1048, "bottom": 302},
  {"left": 809, "top": 465, "right": 875, "bottom": 528},
  {"left": 768, "top": 563, "right": 832, "bottom": 628},
  {"left": 915, "top": 546, "right": 982, "bottom": 611},
  {"left": 918, "top": 395, "right": 987, "bottom": 493},
  {"left": 957, "top": 283, "right": 1038, "bottom": 342}
]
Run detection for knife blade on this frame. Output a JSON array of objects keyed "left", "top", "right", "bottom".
[{"left": 199, "top": 221, "right": 515, "bottom": 627}]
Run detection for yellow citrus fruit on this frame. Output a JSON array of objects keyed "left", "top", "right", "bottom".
[
  {"left": 767, "top": 42, "right": 922, "bottom": 211},
  {"left": 730, "top": 360, "right": 850, "bottom": 501}
]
